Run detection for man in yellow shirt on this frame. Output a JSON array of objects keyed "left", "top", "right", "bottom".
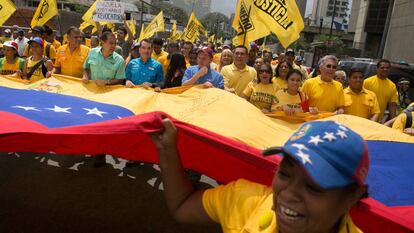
[
  {"left": 53, "top": 27, "right": 90, "bottom": 78},
  {"left": 43, "top": 25, "right": 61, "bottom": 50},
  {"left": 157, "top": 42, "right": 180, "bottom": 75},
  {"left": 221, "top": 45, "right": 257, "bottom": 96},
  {"left": 392, "top": 103, "right": 414, "bottom": 135},
  {"left": 302, "top": 55, "right": 344, "bottom": 113},
  {"left": 151, "top": 38, "right": 168, "bottom": 60},
  {"left": 343, "top": 68, "right": 380, "bottom": 121},
  {"left": 150, "top": 119, "right": 368, "bottom": 233},
  {"left": 23, "top": 26, "right": 57, "bottom": 63},
  {"left": 364, "top": 59, "right": 398, "bottom": 122}
]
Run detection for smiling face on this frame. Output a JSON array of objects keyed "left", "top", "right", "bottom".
[
  {"left": 273, "top": 156, "right": 357, "bottom": 233},
  {"left": 287, "top": 72, "right": 302, "bottom": 93},
  {"left": 319, "top": 58, "right": 338, "bottom": 81}
]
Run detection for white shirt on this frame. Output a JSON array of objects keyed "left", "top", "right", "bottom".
[{"left": 14, "top": 37, "right": 29, "bottom": 56}]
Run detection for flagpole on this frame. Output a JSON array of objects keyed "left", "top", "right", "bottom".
[
  {"left": 242, "top": 6, "right": 251, "bottom": 47},
  {"left": 56, "top": 14, "right": 63, "bottom": 38}
]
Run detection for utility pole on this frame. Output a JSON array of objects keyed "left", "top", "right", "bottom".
[{"left": 329, "top": 0, "right": 338, "bottom": 39}]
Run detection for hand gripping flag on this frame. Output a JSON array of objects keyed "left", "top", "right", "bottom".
[
  {"left": 0, "top": 0, "right": 16, "bottom": 26},
  {"left": 0, "top": 75, "right": 414, "bottom": 233},
  {"left": 30, "top": 0, "right": 58, "bottom": 27},
  {"left": 233, "top": 0, "right": 304, "bottom": 48}
]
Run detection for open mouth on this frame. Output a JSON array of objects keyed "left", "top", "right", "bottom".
[{"left": 278, "top": 204, "right": 305, "bottom": 221}]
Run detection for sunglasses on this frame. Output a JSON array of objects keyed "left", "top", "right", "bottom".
[
  {"left": 326, "top": 64, "right": 337, "bottom": 69},
  {"left": 259, "top": 70, "right": 272, "bottom": 74}
]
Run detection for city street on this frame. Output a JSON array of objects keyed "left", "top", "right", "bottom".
[{"left": 0, "top": 152, "right": 221, "bottom": 233}]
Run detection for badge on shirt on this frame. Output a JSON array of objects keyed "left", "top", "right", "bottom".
[{"left": 148, "top": 67, "right": 155, "bottom": 71}]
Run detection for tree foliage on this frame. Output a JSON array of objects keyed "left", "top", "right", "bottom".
[
  {"left": 149, "top": 1, "right": 189, "bottom": 25},
  {"left": 201, "top": 12, "right": 232, "bottom": 39}
]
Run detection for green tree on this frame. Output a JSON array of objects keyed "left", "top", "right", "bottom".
[
  {"left": 149, "top": 1, "right": 189, "bottom": 25},
  {"left": 201, "top": 12, "right": 231, "bottom": 40}
]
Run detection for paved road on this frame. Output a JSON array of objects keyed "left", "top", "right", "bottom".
[{"left": 0, "top": 152, "right": 221, "bottom": 233}]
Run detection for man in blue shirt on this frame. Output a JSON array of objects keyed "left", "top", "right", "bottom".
[
  {"left": 182, "top": 47, "right": 224, "bottom": 89},
  {"left": 125, "top": 39, "right": 163, "bottom": 88}
]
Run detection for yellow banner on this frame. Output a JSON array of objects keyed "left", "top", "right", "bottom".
[
  {"left": 137, "top": 24, "right": 145, "bottom": 42},
  {"left": 142, "top": 11, "right": 164, "bottom": 39},
  {"left": 170, "top": 22, "right": 177, "bottom": 39},
  {"left": 181, "top": 11, "right": 206, "bottom": 42},
  {"left": 0, "top": 0, "right": 16, "bottom": 26},
  {"left": 125, "top": 16, "right": 136, "bottom": 41},
  {"left": 233, "top": 0, "right": 304, "bottom": 48},
  {"left": 82, "top": 0, "right": 100, "bottom": 25},
  {"left": 208, "top": 34, "right": 215, "bottom": 43},
  {"left": 30, "top": 0, "right": 58, "bottom": 27}
]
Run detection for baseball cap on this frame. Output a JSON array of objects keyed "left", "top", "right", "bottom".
[
  {"left": 32, "top": 26, "right": 44, "bottom": 34},
  {"left": 131, "top": 42, "right": 139, "bottom": 49},
  {"left": 198, "top": 47, "right": 214, "bottom": 58},
  {"left": 222, "top": 43, "right": 231, "bottom": 49},
  {"left": 28, "top": 37, "right": 45, "bottom": 47},
  {"left": 18, "top": 29, "right": 24, "bottom": 34},
  {"left": 285, "top": 49, "right": 295, "bottom": 56},
  {"left": 4, "top": 29, "right": 11, "bottom": 34},
  {"left": 2, "top": 41, "right": 18, "bottom": 51},
  {"left": 263, "top": 121, "right": 369, "bottom": 190}
]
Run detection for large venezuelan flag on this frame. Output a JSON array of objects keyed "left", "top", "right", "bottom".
[{"left": 0, "top": 75, "right": 413, "bottom": 233}]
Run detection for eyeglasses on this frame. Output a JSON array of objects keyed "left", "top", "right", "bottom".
[
  {"left": 326, "top": 64, "right": 337, "bottom": 69},
  {"left": 259, "top": 70, "right": 272, "bottom": 74}
]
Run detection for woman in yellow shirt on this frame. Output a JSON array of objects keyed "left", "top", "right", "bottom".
[
  {"left": 272, "top": 69, "right": 309, "bottom": 115},
  {"left": 242, "top": 63, "right": 279, "bottom": 113},
  {"left": 216, "top": 49, "right": 233, "bottom": 72},
  {"left": 272, "top": 60, "right": 293, "bottom": 89},
  {"left": 0, "top": 41, "right": 24, "bottom": 76},
  {"left": 22, "top": 37, "right": 54, "bottom": 82}
]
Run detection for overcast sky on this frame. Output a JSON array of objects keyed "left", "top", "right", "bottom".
[{"left": 211, "top": 0, "right": 314, "bottom": 18}]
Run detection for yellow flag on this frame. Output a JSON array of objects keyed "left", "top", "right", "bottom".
[
  {"left": 181, "top": 11, "right": 206, "bottom": 42},
  {"left": 125, "top": 17, "right": 136, "bottom": 41},
  {"left": 82, "top": 0, "right": 100, "bottom": 25},
  {"left": 142, "top": 11, "right": 164, "bottom": 39},
  {"left": 137, "top": 24, "right": 145, "bottom": 42},
  {"left": 208, "top": 34, "right": 215, "bottom": 43},
  {"left": 217, "top": 37, "right": 223, "bottom": 44},
  {"left": 170, "top": 22, "right": 177, "bottom": 39},
  {"left": 233, "top": 0, "right": 304, "bottom": 48},
  {"left": 0, "top": 0, "right": 16, "bottom": 26},
  {"left": 30, "top": 0, "right": 58, "bottom": 27},
  {"left": 79, "top": 21, "right": 91, "bottom": 31}
]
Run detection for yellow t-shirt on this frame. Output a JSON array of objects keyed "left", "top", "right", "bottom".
[
  {"left": 157, "top": 54, "right": 170, "bottom": 76},
  {"left": 52, "top": 39, "right": 61, "bottom": 50},
  {"left": 302, "top": 76, "right": 344, "bottom": 112},
  {"left": 85, "top": 38, "right": 91, "bottom": 47},
  {"left": 343, "top": 87, "right": 380, "bottom": 119},
  {"left": 273, "top": 89, "right": 303, "bottom": 111},
  {"left": 0, "top": 57, "right": 24, "bottom": 75},
  {"left": 392, "top": 103, "right": 414, "bottom": 131},
  {"left": 26, "top": 57, "right": 47, "bottom": 82},
  {"left": 202, "top": 179, "right": 363, "bottom": 233},
  {"left": 212, "top": 52, "right": 221, "bottom": 65},
  {"left": 221, "top": 63, "right": 257, "bottom": 96},
  {"left": 152, "top": 50, "right": 168, "bottom": 61},
  {"left": 54, "top": 44, "right": 90, "bottom": 78},
  {"left": 272, "top": 76, "right": 287, "bottom": 89},
  {"left": 363, "top": 75, "right": 398, "bottom": 119},
  {"left": 23, "top": 42, "right": 57, "bottom": 61},
  {"left": 243, "top": 82, "right": 279, "bottom": 111}
]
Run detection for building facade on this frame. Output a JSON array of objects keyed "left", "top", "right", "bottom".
[{"left": 311, "top": 0, "right": 350, "bottom": 31}]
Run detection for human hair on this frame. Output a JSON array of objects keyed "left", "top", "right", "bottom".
[
  {"left": 139, "top": 38, "right": 152, "bottom": 47},
  {"left": 234, "top": 45, "right": 248, "bottom": 54},
  {"left": 183, "top": 41, "right": 194, "bottom": 49},
  {"left": 275, "top": 60, "right": 293, "bottom": 78},
  {"left": 100, "top": 31, "right": 115, "bottom": 42},
  {"left": 152, "top": 38, "right": 164, "bottom": 46},
  {"left": 287, "top": 69, "right": 303, "bottom": 81},
  {"left": 117, "top": 26, "right": 127, "bottom": 35},
  {"left": 318, "top": 55, "right": 338, "bottom": 68},
  {"left": 66, "top": 26, "right": 80, "bottom": 36},
  {"left": 189, "top": 48, "right": 199, "bottom": 56},
  {"left": 257, "top": 63, "right": 273, "bottom": 83},
  {"left": 43, "top": 25, "right": 54, "bottom": 36},
  {"left": 348, "top": 68, "right": 364, "bottom": 78},
  {"left": 166, "top": 53, "right": 187, "bottom": 82},
  {"left": 335, "top": 70, "right": 347, "bottom": 79},
  {"left": 168, "top": 42, "right": 179, "bottom": 49},
  {"left": 377, "top": 59, "right": 391, "bottom": 68}
]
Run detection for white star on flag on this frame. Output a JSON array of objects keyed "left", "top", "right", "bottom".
[
  {"left": 45, "top": 105, "right": 71, "bottom": 113},
  {"left": 83, "top": 107, "right": 107, "bottom": 118},
  {"left": 12, "top": 105, "right": 41, "bottom": 111},
  {"left": 336, "top": 130, "right": 347, "bottom": 139},
  {"left": 308, "top": 135, "right": 324, "bottom": 146},
  {"left": 323, "top": 132, "right": 336, "bottom": 142},
  {"left": 291, "top": 143, "right": 308, "bottom": 151},
  {"left": 295, "top": 150, "right": 312, "bottom": 165},
  {"left": 335, "top": 122, "right": 349, "bottom": 131}
]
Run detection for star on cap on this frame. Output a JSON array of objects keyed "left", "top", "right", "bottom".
[
  {"left": 83, "top": 107, "right": 107, "bottom": 118},
  {"left": 291, "top": 143, "right": 308, "bottom": 151},
  {"left": 323, "top": 132, "right": 336, "bottom": 142},
  {"left": 336, "top": 130, "right": 347, "bottom": 139},
  {"left": 45, "top": 105, "right": 71, "bottom": 113},
  {"left": 295, "top": 150, "right": 312, "bottom": 165},
  {"left": 12, "top": 105, "right": 41, "bottom": 111},
  {"left": 308, "top": 135, "right": 324, "bottom": 146}
]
